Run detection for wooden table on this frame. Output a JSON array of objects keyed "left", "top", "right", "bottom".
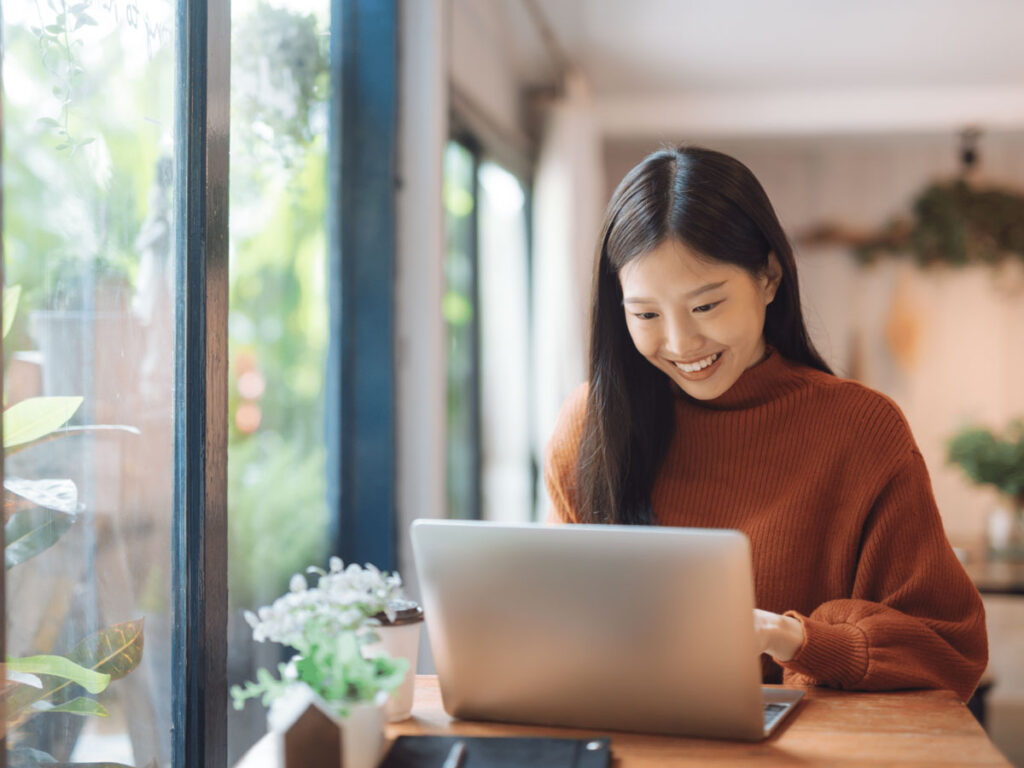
[{"left": 388, "top": 676, "right": 1010, "bottom": 766}]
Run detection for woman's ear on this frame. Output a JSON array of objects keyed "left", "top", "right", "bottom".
[{"left": 763, "top": 251, "right": 783, "bottom": 304}]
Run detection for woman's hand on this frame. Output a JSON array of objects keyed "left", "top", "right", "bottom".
[{"left": 753, "top": 609, "right": 805, "bottom": 662}]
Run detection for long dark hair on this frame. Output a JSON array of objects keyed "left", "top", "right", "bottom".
[{"left": 575, "top": 146, "right": 833, "bottom": 525}]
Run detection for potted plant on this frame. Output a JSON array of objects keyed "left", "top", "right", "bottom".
[
  {"left": 231, "top": 558, "right": 411, "bottom": 767},
  {"left": 947, "top": 420, "right": 1024, "bottom": 560},
  {"left": 3, "top": 284, "right": 146, "bottom": 765}
]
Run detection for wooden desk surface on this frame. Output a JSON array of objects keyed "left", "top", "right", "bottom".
[{"left": 389, "top": 676, "right": 1010, "bottom": 767}]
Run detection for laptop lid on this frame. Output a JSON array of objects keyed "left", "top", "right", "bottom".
[{"left": 411, "top": 519, "right": 784, "bottom": 741}]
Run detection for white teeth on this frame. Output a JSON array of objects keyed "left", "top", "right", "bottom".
[{"left": 677, "top": 352, "right": 720, "bottom": 373}]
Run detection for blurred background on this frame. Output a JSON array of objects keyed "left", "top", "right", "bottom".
[{"left": 3, "top": 0, "right": 1023, "bottom": 764}]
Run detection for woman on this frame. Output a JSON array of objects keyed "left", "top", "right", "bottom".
[{"left": 545, "top": 146, "right": 987, "bottom": 701}]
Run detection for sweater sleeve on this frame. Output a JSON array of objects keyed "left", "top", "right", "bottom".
[
  {"left": 779, "top": 449, "right": 988, "bottom": 702},
  {"left": 543, "top": 383, "right": 589, "bottom": 524}
]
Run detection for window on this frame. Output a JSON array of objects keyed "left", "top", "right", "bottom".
[
  {"left": 3, "top": 0, "right": 397, "bottom": 764},
  {"left": 3, "top": 1, "right": 177, "bottom": 763},
  {"left": 477, "top": 161, "right": 533, "bottom": 523},
  {"left": 442, "top": 140, "right": 480, "bottom": 520},
  {"left": 443, "top": 139, "right": 534, "bottom": 523},
  {"left": 227, "top": 0, "right": 331, "bottom": 760}
]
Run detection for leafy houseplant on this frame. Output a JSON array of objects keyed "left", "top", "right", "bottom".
[
  {"left": 231, "top": 557, "right": 409, "bottom": 719},
  {"left": 947, "top": 420, "right": 1024, "bottom": 558},
  {"left": 3, "top": 285, "right": 145, "bottom": 764}
]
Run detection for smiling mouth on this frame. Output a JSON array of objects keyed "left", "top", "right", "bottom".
[{"left": 675, "top": 351, "right": 722, "bottom": 373}]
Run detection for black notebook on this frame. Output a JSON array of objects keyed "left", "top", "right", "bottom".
[{"left": 379, "top": 735, "right": 612, "bottom": 768}]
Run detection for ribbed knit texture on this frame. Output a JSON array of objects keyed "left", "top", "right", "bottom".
[{"left": 545, "top": 348, "right": 988, "bottom": 701}]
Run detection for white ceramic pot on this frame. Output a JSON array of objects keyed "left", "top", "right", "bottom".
[
  {"left": 362, "top": 601, "right": 424, "bottom": 721},
  {"left": 336, "top": 699, "right": 387, "bottom": 768}
]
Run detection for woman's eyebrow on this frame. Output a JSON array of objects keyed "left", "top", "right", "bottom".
[
  {"left": 685, "top": 280, "right": 727, "bottom": 298},
  {"left": 622, "top": 280, "right": 727, "bottom": 305}
]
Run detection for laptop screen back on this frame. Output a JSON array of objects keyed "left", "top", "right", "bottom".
[{"left": 411, "top": 520, "right": 768, "bottom": 740}]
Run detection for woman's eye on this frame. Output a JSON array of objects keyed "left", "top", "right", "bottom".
[
  {"left": 634, "top": 312, "right": 658, "bottom": 320},
  {"left": 693, "top": 301, "right": 720, "bottom": 314}
]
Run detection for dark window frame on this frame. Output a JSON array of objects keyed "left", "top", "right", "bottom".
[
  {"left": 172, "top": 0, "right": 230, "bottom": 764},
  {"left": 327, "top": 0, "right": 399, "bottom": 570}
]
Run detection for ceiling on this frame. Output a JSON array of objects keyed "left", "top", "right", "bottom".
[
  {"left": 492, "top": 0, "right": 1024, "bottom": 137},
  {"left": 512, "top": 0, "right": 1024, "bottom": 93}
]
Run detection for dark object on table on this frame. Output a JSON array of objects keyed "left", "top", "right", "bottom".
[{"left": 379, "top": 735, "right": 611, "bottom": 768}]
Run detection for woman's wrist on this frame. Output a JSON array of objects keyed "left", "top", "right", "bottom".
[{"left": 770, "top": 613, "right": 805, "bottom": 662}]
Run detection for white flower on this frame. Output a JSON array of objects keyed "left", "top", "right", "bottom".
[
  {"left": 282, "top": 658, "right": 299, "bottom": 682},
  {"left": 242, "top": 560, "right": 408, "bottom": 647}
]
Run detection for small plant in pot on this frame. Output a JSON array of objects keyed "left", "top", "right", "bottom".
[
  {"left": 231, "top": 558, "right": 415, "bottom": 767},
  {"left": 947, "top": 420, "right": 1024, "bottom": 560}
]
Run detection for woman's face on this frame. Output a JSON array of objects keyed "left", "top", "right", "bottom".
[{"left": 619, "top": 238, "right": 780, "bottom": 401}]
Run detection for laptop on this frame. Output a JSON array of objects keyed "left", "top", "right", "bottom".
[{"left": 410, "top": 519, "right": 803, "bottom": 741}]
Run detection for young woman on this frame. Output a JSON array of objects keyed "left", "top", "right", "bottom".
[{"left": 545, "top": 146, "right": 987, "bottom": 701}]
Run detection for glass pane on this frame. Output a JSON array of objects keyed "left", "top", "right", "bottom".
[
  {"left": 477, "top": 162, "right": 532, "bottom": 522},
  {"left": 3, "top": 1, "right": 176, "bottom": 764},
  {"left": 227, "top": 0, "right": 331, "bottom": 760},
  {"left": 443, "top": 141, "right": 477, "bottom": 520}
]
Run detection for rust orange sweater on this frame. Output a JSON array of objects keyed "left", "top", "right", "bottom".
[{"left": 545, "top": 348, "right": 987, "bottom": 701}]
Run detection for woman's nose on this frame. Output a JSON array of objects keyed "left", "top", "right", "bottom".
[{"left": 663, "top": 315, "right": 702, "bottom": 357}]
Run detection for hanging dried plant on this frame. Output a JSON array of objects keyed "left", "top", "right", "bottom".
[{"left": 799, "top": 180, "right": 1024, "bottom": 267}]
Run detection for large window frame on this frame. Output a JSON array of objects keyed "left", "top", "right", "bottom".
[{"left": 0, "top": 0, "right": 398, "bottom": 764}]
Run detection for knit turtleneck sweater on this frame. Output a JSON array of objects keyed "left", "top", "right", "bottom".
[{"left": 545, "top": 348, "right": 988, "bottom": 701}]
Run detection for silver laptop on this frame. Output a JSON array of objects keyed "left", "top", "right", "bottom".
[{"left": 411, "top": 519, "right": 803, "bottom": 741}]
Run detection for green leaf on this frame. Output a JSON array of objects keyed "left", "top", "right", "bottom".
[
  {"left": 6, "top": 424, "right": 140, "bottom": 457},
  {"left": 67, "top": 618, "right": 145, "bottom": 682},
  {"left": 3, "top": 285, "right": 21, "bottom": 339},
  {"left": 37, "top": 696, "right": 109, "bottom": 717},
  {"left": 5, "top": 477, "right": 79, "bottom": 514},
  {"left": 4, "top": 507, "right": 75, "bottom": 569},
  {"left": 7, "top": 656, "right": 109, "bottom": 694},
  {"left": 6, "top": 668, "right": 42, "bottom": 688},
  {"left": 73, "top": 14, "right": 97, "bottom": 29},
  {"left": 3, "top": 619, "right": 144, "bottom": 729},
  {"left": 3, "top": 396, "right": 83, "bottom": 451}
]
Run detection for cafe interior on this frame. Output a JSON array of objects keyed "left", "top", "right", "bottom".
[{"left": 2, "top": 0, "right": 1023, "bottom": 765}]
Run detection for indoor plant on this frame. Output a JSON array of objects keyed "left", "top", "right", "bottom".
[
  {"left": 947, "top": 420, "right": 1024, "bottom": 560},
  {"left": 231, "top": 558, "right": 410, "bottom": 766}
]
